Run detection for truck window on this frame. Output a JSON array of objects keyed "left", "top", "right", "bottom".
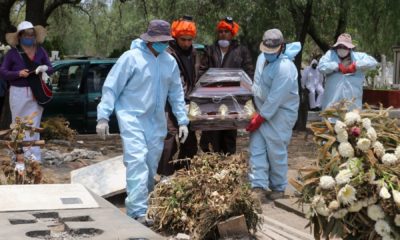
[
  {"left": 50, "top": 64, "right": 84, "bottom": 92},
  {"left": 87, "top": 64, "right": 114, "bottom": 93}
]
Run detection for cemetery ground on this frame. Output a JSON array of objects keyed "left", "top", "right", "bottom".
[{"left": 0, "top": 130, "right": 318, "bottom": 239}]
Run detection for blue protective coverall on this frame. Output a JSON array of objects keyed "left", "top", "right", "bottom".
[
  {"left": 318, "top": 50, "right": 377, "bottom": 110},
  {"left": 249, "top": 42, "right": 301, "bottom": 192},
  {"left": 97, "top": 39, "right": 189, "bottom": 218}
]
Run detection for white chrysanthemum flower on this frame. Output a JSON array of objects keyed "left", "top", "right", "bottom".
[
  {"left": 357, "top": 138, "right": 371, "bottom": 152},
  {"left": 382, "top": 153, "right": 398, "bottom": 165},
  {"left": 319, "top": 176, "right": 336, "bottom": 190},
  {"left": 395, "top": 214, "right": 400, "bottom": 227},
  {"left": 367, "top": 204, "right": 385, "bottom": 221},
  {"left": 393, "top": 190, "right": 400, "bottom": 207},
  {"left": 367, "top": 128, "right": 377, "bottom": 142},
  {"left": 311, "top": 195, "right": 326, "bottom": 208},
  {"left": 335, "top": 169, "right": 353, "bottom": 185},
  {"left": 338, "top": 184, "right": 357, "bottom": 205},
  {"left": 336, "top": 130, "right": 348, "bottom": 143},
  {"left": 316, "top": 205, "right": 330, "bottom": 217},
  {"left": 373, "top": 141, "right": 385, "bottom": 158},
  {"left": 334, "top": 120, "right": 347, "bottom": 134},
  {"left": 381, "top": 235, "right": 394, "bottom": 240},
  {"left": 333, "top": 208, "right": 348, "bottom": 219},
  {"left": 367, "top": 169, "right": 376, "bottom": 184},
  {"left": 345, "top": 111, "right": 361, "bottom": 125},
  {"left": 362, "top": 118, "right": 372, "bottom": 129},
  {"left": 347, "top": 158, "right": 362, "bottom": 175},
  {"left": 379, "top": 186, "right": 391, "bottom": 199},
  {"left": 348, "top": 201, "right": 363, "bottom": 212},
  {"left": 367, "top": 196, "right": 378, "bottom": 206},
  {"left": 374, "top": 219, "right": 391, "bottom": 237},
  {"left": 328, "top": 200, "right": 340, "bottom": 211},
  {"left": 305, "top": 209, "right": 313, "bottom": 219},
  {"left": 395, "top": 146, "right": 400, "bottom": 159},
  {"left": 338, "top": 142, "right": 354, "bottom": 158},
  {"left": 360, "top": 199, "right": 369, "bottom": 207}
]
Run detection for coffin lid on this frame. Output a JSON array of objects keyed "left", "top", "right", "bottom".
[{"left": 189, "top": 68, "right": 253, "bottom": 99}]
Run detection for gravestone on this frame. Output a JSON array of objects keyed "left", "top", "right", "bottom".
[
  {"left": 0, "top": 184, "right": 163, "bottom": 240},
  {"left": 71, "top": 155, "right": 126, "bottom": 198}
]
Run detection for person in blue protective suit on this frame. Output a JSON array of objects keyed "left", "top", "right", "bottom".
[
  {"left": 95, "top": 20, "right": 189, "bottom": 226},
  {"left": 318, "top": 33, "right": 377, "bottom": 110},
  {"left": 246, "top": 28, "right": 301, "bottom": 202}
]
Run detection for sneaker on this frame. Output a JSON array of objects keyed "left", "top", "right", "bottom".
[
  {"left": 267, "top": 191, "right": 285, "bottom": 200},
  {"left": 135, "top": 216, "right": 154, "bottom": 227}
]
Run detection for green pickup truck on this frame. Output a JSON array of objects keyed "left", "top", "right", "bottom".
[
  {"left": 43, "top": 44, "right": 205, "bottom": 133},
  {"left": 43, "top": 59, "right": 119, "bottom": 133}
]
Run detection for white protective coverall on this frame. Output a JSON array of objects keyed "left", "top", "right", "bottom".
[
  {"left": 318, "top": 50, "right": 377, "bottom": 110},
  {"left": 97, "top": 39, "right": 188, "bottom": 218},
  {"left": 301, "top": 59, "right": 324, "bottom": 109},
  {"left": 249, "top": 42, "right": 301, "bottom": 192}
]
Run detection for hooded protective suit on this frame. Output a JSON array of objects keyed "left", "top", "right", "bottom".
[
  {"left": 249, "top": 42, "right": 301, "bottom": 192},
  {"left": 97, "top": 38, "right": 188, "bottom": 218},
  {"left": 301, "top": 59, "right": 324, "bottom": 109},
  {"left": 318, "top": 50, "right": 377, "bottom": 110}
]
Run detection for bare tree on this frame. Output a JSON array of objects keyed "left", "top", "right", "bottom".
[
  {"left": 0, "top": 0, "right": 82, "bottom": 43},
  {"left": 0, "top": 0, "right": 81, "bottom": 129},
  {"left": 0, "top": 0, "right": 16, "bottom": 43},
  {"left": 288, "top": 0, "right": 314, "bottom": 130}
]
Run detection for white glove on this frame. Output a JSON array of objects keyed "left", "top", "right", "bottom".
[
  {"left": 41, "top": 71, "right": 49, "bottom": 82},
  {"left": 35, "top": 65, "right": 48, "bottom": 74},
  {"left": 185, "top": 104, "right": 190, "bottom": 114},
  {"left": 178, "top": 125, "right": 188, "bottom": 143},
  {"left": 96, "top": 119, "right": 109, "bottom": 140}
]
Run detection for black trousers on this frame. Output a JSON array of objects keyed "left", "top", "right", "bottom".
[
  {"left": 199, "top": 130, "right": 237, "bottom": 155},
  {"left": 157, "top": 105, "right": 198, "bottom": 176}
]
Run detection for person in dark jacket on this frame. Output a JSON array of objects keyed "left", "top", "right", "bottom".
[
  {"left": 199, "top": 16, "right": 254, "bottom": 155},
  {"left": 157, "top": 16, "right": 199, "bottom": 176}
]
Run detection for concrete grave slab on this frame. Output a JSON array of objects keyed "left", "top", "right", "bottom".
[
  {"left": 0, "top": 184, "right": 98, "bottom": 212},
  {"left": 71, "top": 155, "right": 126, "bottom": 198},
  {"left": 274, "top": 198, "right": 310, "bottom": 218},
  {"left": 0, "top": 187, "right": 164, "bottom": 240}
]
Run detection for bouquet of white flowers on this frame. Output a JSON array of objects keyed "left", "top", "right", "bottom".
[
  {"left": 291, "top": 102, "right": 400, "bottom": 240},
  {"left": 0, "top": 43, "right": 11, "bottom": 56}
]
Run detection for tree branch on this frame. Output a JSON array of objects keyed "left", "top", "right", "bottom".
[
  {"left": 308, "top": 21, "right": 330, "bottom": 52},
  {"left": 334, "top": 0, "right": 350, "bottom": 40},
  {"left": 44, "top": 0, "right": 81, "bottom": 23},
  {"left": 142, "top": 0, "right": 148, "bottom": 23}
]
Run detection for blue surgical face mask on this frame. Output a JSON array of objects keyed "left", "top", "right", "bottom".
[
  {"left": 152, "top": 42, "right": 168, "bottom": 53},
  {"left": 20, "top": 37, "right": 35, "bottom": 46},
  {"left": 264, "top": 53, "right": 279, "bottom": 63}
]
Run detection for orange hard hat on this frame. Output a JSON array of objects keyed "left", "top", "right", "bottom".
[
  {"left": 216, "top": 17, "right": 240, "bottom": 37},
  {"left": 171, "top": 17, "right": 197, "bottom": 38}
]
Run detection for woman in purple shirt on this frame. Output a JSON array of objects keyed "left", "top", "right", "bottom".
[{"left": 0, "top": 21, "right": 53, "bottom": 162}]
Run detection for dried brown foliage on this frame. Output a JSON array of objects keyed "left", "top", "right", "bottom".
[
  {"left": 148, "top": 153, "right": 261, "bottom": 239},
  {"left": 41, "top": 117, "right": 76, "bottom": 141}
]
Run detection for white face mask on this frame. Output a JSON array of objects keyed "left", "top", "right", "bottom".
[
  {"left": 218, "top": 40, "right": 230, "bottom": 48},
  {"left": 337, "top": 49, "right": 350, "bottom": 58}
]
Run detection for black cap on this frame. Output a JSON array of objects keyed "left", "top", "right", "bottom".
[
  {"left": 224, "top": 16, "right": 233, "bottom": 23},
  {"left": 182, "top": 15, "right": 193, "bottom": 21}
]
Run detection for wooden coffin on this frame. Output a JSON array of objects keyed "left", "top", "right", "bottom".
[{"left": 188, "top": 68, "right": 255, "bottom": 131}]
